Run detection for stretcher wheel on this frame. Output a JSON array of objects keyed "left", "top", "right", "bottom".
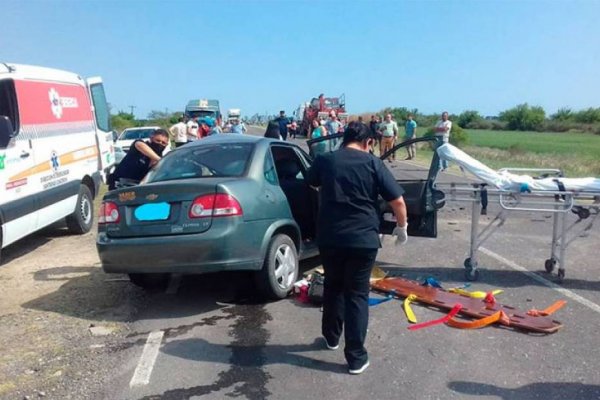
[
  {"left": 557, "top": 269, "right": 565, "bottom": 283},
  {"left": 577, "top": 208, "right": 590, "bottom": 219},
  {"left": 465, "top": 268, "right": 480, "bottom": 282},
  {"left": 544, "top": 258, "right": 556, "bottom": 273},
  {"left": 464, "top": 258, "right": 480, "bottom": 281}
]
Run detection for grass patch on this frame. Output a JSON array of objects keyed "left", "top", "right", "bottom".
[{"left": 401, "top": 128, "right": 600, "bottom": 177}]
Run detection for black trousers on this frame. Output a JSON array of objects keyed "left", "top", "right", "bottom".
[{"left": 320, "top": 247, "right": 377, "bottom": 369}]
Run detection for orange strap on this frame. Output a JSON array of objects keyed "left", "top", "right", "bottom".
[
  {"left": 447, "top": 310, "right": 510, "bottom": 329},
  {"left": 527, "top": 300, "right": 567, "bottom": 317}
]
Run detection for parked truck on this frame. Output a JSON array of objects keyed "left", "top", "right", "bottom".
[
  {"left": 227, "top": 108, "right": 241, "bottom": 122},
  {"left": 300, "top": 93, "right": 347, "bottom": 137},
  {"left": 185, "top": 99, "right": 222, "bottom": 126}
]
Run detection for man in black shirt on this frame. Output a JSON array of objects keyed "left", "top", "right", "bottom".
[
  {"left": 307, "top": 121, "right": 408, "bottom": 375},
  {"left": 108, "top": 129, "right": 169, "bottom": 190}
]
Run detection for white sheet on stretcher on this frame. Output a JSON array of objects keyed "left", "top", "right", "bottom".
[{"left": 437, "top": 143, "right": 600, "bottom": 193}]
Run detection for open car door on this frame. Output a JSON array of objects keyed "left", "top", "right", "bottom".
[{"left": 306, "top": 135, "right": 444, "bottom": 238}]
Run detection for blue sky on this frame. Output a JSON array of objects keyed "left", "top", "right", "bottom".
[{"left": 2, "top": 0, "right": 599, "bottom": 119}]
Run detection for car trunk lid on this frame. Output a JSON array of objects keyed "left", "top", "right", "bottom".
[{"left": 102, "top": 179, "right": 234, "bottom": 238}]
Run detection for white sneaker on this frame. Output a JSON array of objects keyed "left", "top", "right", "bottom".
[
  {"left": 349, "top": 360, "right": 370, "bottom": 375},
  {"left": 323, "top": 337, "right": 339, "bottom": 350}
]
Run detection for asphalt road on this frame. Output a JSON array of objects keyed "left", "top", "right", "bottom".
[
  {"left": 3, "top": 127, "right": 599, "bottom": 399},
  {"left": 102, "top": 127, "right": 599, "bottom": 399}
]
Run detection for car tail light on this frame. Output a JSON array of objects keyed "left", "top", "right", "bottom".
[
  {"left": 189, "top": 194, "right": 243, "bottom": 219},
  {"left": 98, "top": 201, "right": 120, "bottom": 224}
]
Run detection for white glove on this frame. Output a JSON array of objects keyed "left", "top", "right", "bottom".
[{"left": 393, "top": 224, "right": 408, "bottom": 246}]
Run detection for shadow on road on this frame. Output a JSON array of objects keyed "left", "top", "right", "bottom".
[
  {"left": 22, "top": 257, "right": 324, "bottom": 324},
  {"left": 0, "top": 223, "right": 70, "bottom": 265},
  {"left": 448, "top": 380, "right": 600, "bottom": 400}
]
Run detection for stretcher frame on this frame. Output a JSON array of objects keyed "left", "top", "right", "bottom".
[{"left": 435, "top": 167, "right": 600, "bottom": 282}]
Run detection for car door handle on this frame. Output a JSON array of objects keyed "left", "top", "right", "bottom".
[{"left": 20, "top": 151, "right": 30, "bottom": 158}]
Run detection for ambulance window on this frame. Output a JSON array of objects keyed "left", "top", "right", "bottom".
[
  {"left": 90, "top": 83, "right": 110, "bottom": 132},
  {"left": 0, "top": 79, "right": 19, "bottom": 135}
]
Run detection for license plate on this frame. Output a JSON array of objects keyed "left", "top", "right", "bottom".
[{"left": 134, "top": 202, "right": 170, "bottom": 221}]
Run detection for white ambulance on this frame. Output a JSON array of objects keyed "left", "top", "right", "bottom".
[{"left": 0, "top": 63, "right": 114, "bottom": 263}]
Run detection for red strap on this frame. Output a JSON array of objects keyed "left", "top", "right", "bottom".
[
  {"left": 484, "top": 292, "right": 496, "bottom": 305},
  {"left": 408, "top": 304, "right": 463, "bottom": 331}
]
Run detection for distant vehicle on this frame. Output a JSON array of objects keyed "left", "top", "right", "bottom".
[
  {"left": 227, "top": 108, "right": 241, "bottom": 121},
  {"left": 0, "top": 62, "right": 114, "bottom": 263},
  {"left": 97, "top": 135, "right": 441, "bottom": 298},
  {"left": 301, "top": 93, "right": 348, "bottom": 137},
  {"left": 113, "top": 126, "right": 172, "bottom": 165},
  {"left": 185, "top": 99, "right": 222, "bottom": 126}
]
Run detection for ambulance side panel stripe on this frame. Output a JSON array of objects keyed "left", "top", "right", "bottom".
[{"left": 0, "top": 180, "right": 80, "bottom": 224}]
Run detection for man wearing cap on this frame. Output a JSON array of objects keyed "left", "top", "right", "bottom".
[
  {"left": 198, "top": 117, "right": 220, "bottom": 137},
  {"left": 307, "top": 121, "right": 408, "bottom": 375}
]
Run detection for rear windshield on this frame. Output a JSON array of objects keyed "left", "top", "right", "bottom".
[
  {"left": 146, "top": 143, "right": 254, "bottom": 182},
  {"left": 120, "top": 129, "right": 155, "bottom": 140}
]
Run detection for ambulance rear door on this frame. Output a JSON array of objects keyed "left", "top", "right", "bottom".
[{"left": 87, "top": 77, "right": 114, "bottom": 181}]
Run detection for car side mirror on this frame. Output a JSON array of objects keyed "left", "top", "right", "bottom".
[{"left": 0, "top": 116, "right": 14, "bottom": 148}]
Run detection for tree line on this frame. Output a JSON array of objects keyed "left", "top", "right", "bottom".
[{"left": 378, "top": 104, "right": 600, "bottom": 135}]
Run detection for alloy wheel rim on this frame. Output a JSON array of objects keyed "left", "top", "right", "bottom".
[
  {"left": 80, "top": 195, "right": 92, "bottom": 225},
  {"left": 273, "top": 244, "right": 296, "bottom": 290}
]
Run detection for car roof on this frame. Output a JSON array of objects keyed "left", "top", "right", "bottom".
[
  {"left": 184, "top": 134, "right": 290, "bottom": 148},
  {"left": 122, "top": 126, "right": 161, "bottom": 131}
]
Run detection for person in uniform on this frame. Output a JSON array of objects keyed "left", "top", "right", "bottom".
[
  {"left": 307, "top": 121, "right": 408, "bottom": 375},
  {"left": 108, "top": 129, "right": 169, "bottom": 190}
]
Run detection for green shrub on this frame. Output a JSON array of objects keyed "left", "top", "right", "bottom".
[
  {"left": 499, "top": 103, "right": 546, "bottom": 131},
  {"left": 457, "top": 110, "right": 482, "bottom": 128},
  {"left": 574, "top": 108, "right": 600, "bottom": 124}
]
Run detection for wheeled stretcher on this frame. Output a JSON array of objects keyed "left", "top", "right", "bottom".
[{"left": 435, "top": 144, "right": 600, "bottom": 282}]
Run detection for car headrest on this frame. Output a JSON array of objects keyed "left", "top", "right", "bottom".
[{"left": 277, "top": 159, "right": 301, "bottom": 180}]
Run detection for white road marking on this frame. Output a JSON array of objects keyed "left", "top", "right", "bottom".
[
  {"left": 480, "top": 246, "right": 600, "bottom": 314},
  {"left": 166, "top": 274, "right": 182, "bottom": 294},
  {"left": 129, "top": 330, "right": 164, "bottom": 387}
]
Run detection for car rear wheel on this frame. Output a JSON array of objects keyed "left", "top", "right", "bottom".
[
  {"left": 256, "top": 234, "right": 298, "bottom": 299},
  {"left": 128, "top": 273, "right": 170, "bottom": 290},
  {"left": 66, "top": 184, "right": 93, "bottom": 234}
]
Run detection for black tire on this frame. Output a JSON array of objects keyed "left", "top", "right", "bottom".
[
  {"left": 66, "top": 184, "right": 94, "bottom": 234},
  {"left": 128, "top": 273, "right": 169, "bottom": 290},
  {"left": 255, "top": 234, "right": 298, "bottom": 300},
  {"left": 544, "top": 258, "right": 556, "bottom": 273}
]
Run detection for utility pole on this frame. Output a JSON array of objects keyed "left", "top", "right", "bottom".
[{"left": 128, "top": 105, "right": 136, "bottom": 117}]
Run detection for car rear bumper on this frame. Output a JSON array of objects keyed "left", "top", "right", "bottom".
[{"left": 97, "top": 219, "right": 269, "bottom": 274}]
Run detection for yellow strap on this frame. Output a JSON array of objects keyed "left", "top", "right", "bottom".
[
  {"left": 448, "top": 288, "right": 504, "bottom": 298},
  {"left": 403, "top": 294, "right": 418, "bottom": 324}
]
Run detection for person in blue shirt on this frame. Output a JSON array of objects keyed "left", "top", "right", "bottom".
[
  {"left": 275, "top": 110, "right": 290, "bottom": 140},
  {"left": 404, "top": 114, "right": 418, "bottom": 160},
  {"left": 230, "top": 119, "right": 246, "bottom": 134},
  {"left": 198, "top": 117, "right": 220, "bottom": 136}
]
